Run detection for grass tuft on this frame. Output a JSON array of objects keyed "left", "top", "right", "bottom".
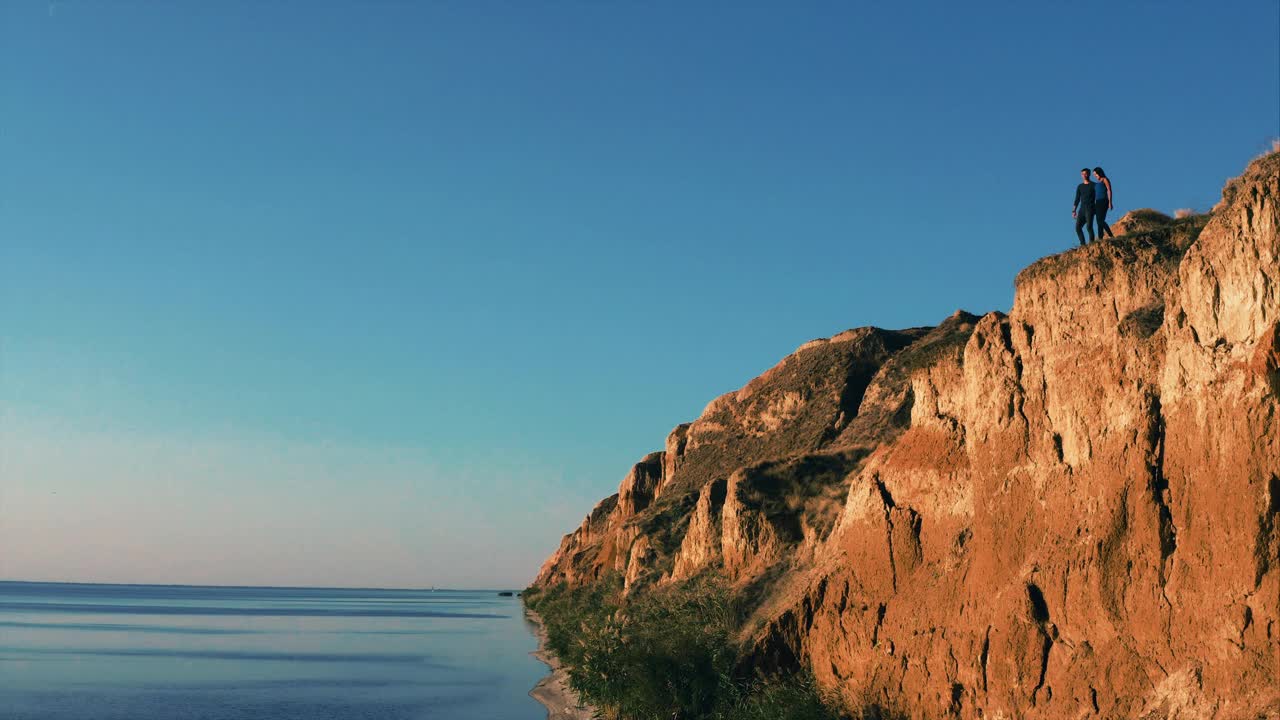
[{"left": 526, "top": 575, "right": 844, "bottom": 720}]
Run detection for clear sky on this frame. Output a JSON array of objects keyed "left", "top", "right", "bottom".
[{"left": 2, "top": 1, "right": 1277, "bottom": 589}]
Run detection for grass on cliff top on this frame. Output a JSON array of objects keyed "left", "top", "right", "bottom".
[
  {"left": 1016, "top": 211, "right": 1212, "bottom": 286},
  {"left": 524, "top": 574, "right": 843, "bottom": 720}
]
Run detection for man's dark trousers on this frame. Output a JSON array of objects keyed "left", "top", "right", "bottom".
[{"left": 1075, "top": 202, "right": 1096, "bottom": 245}]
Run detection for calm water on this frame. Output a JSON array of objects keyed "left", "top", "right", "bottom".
[{"left": 0, "top": 581, "right": 549, "bottom": 719}]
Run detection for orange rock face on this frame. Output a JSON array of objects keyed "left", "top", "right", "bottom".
[{"left": 532, "top": 153, "right": 1280, "bottom": 719}]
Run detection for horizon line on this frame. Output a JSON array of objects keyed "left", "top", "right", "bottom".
[{"left": 0, "top": 578, "right": 525, "bottom": 593}]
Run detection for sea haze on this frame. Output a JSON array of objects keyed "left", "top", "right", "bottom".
[{"left": 0, "top": 581, "right": 547, "bottom": 720}]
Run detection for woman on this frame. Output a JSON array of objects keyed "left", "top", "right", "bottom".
[{"left": 1093, "top": 167, "right": 1115, "bottom": 239}]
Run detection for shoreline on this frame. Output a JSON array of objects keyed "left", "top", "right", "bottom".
[{"left": 525, "top": 609, "right": 596, "bottom": 720}]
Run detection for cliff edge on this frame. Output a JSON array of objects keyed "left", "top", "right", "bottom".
[{"left": 531, "top": 151, "right": 1280, "bottom": 720}]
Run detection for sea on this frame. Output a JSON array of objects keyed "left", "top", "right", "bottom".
[{"left": 0, "top": 581, "right": 550, "bottom": 720}]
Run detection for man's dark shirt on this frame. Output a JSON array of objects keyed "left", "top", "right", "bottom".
[{"left": 1074, "top": 182, "right": 1096, "bottom": 211}]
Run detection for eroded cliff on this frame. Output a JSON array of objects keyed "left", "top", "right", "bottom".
[{"left": 531, "top": 152, "right": 1280, "bottom": 719}]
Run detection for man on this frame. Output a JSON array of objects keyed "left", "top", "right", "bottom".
[{"left": 1072, "top": 168, "right": 1095, "bottom": 246}]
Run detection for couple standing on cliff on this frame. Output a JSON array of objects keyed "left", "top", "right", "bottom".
[{"left": 1072, "top": 167, "right": 1115, "bottom": 245}]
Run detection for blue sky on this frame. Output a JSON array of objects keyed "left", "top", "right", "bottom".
[{"left": 2, "top": 1, "right": 1277, "bottom": 588}]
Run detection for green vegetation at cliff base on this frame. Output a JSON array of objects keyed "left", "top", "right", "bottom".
[{"left": 523, "top": 575, "right": 841, "bottom": 720}]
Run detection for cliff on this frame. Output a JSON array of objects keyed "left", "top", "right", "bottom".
[{"left": 531, "top": 151, "right": 1280, "bottom": 719}]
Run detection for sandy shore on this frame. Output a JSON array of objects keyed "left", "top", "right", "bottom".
[{"left": 525, "top": 610, "right": 596, "bottom": 720}]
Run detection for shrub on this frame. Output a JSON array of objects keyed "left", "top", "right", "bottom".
[{"left": 526, "top": 575, "right": 842, "bottom": 720}]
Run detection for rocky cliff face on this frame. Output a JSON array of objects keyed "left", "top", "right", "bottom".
[{"left": 532, "top": 152, "right": 1280, "bottom": 719}]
